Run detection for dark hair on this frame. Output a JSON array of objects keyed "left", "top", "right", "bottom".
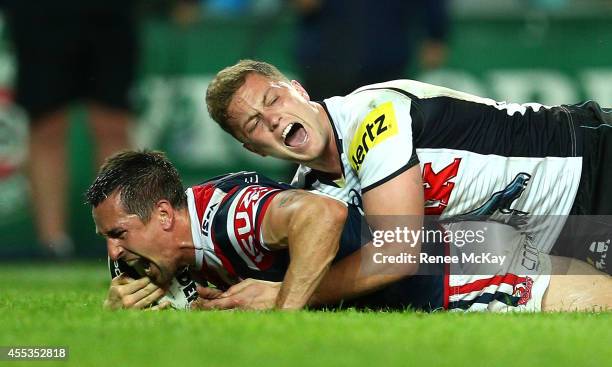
[
  {"left": 85, "top": 150, "right": 187, "bottom": 222},
  {"left": 206, "top": 59, "right": 289, "bottom": 136}
]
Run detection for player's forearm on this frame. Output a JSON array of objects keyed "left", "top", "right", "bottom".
[
  {"left": 310, "top": 167, "right": 425, "bottom": 306},
  {"left": 275, "top": 200, "right": 345, "bottom": 310},
  {"left": 309, "top": 233, "right": 422, "bottom": 306},
  {"left": 276, "top": 253, "right": 335, "bottom": 309},
  {"left": 308, "top": 243, "right": 413, "bottom": 307}
]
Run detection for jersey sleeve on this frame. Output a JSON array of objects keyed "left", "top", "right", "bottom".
[
  {"left": 212, "top": 184, "right": 285, "bottom": 273},
  {"left": 346, "top": 90, "right": 419, "bottom": 192}
]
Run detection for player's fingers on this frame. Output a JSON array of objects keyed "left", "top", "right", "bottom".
[
  {"left": 120, "top": 276, "right": 153, "bottom": 295},
  {"left": 130, "top": 281, "right": 161, "bottom": 300},
  {"left": 221, "top": 279, "right": 254, "bottom": 297},
  {"left": 111, "top": 273, "right": 134, "bottom": 285},
  {"left": 196, "top": 285, "right": 223, "bottom": 299},
  {"left": 132, "top": 287, "right": 166, "bottom": 309},
  {"left": 121, "top": 282, "right": 160, "bottom": 308},
  {"left": 194, "top": 296, "right": 240, "bottom": 310},
  {"left": 146, "top": 301, "right": 172, "bottom": 311},
  {"left": 189, "top": 298, "right": 206, "bottom": 310}
]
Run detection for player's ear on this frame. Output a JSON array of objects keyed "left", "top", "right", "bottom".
[
  {"left": 291, "top": 80, "right": 310, "bottom": 101},
  {"left": 243, "top": 142, "right": 267, "bottom": 157},
  {"left": 156, "top": 200, "right": 174, "bottom": 230}
]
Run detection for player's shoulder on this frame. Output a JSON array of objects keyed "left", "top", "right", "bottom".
[
  {"left": 348, "top": 79, "right": 449, "bottom": 105},
  {"left": 195, "top": 171, "right": 292, "bottom": 193},
  {"left": 188, "top": 171, "right": 291, "bottom": 231},
  {"left": 192, "top": 171, "right": 290, "bottom": 231},
  {"left": 351, "top": 79, "right": 426, "bottom": 99},
  {"left": 324, "top": 82, "right": 424, "bottom": 185},
  {"left": 324, "top": 80, "right": 421, "bottom": 136},
  {"left": 349, "top": 79, "right": 499, "bottom": 106}
]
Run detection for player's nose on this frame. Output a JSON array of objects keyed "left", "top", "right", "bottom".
[
  {"left": 263, "top": 112, "right": 281, "bottom": 131},
  {"left": 107, "top": 239, "right": 124, "bottom": 261}
]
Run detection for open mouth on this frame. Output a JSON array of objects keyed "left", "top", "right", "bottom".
[
  {"left": 130, "top": 258, "right": 155, "bottom": 279},
  {"left": 142, "top": 260, "right": 154, "bottom": 278},
  {"left": 282, "top": 122, "right": 308, "bottom": 148}
]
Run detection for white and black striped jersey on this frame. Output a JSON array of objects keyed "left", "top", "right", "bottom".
[{"left": 292, "top": 80, "right": 591, "bottom": 251}]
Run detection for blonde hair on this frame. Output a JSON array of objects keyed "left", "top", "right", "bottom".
[{"left": 206, "top": 59, "right": 289, "bottom": 135}]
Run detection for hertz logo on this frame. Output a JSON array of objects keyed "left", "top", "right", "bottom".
[{"left": 349, "top": 101, "right": 398, "bottom": 172}]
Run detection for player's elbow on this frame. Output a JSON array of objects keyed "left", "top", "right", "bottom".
[
  {"left": 318, "top": 199, "right": 346, "bottom": 253},
  {"left": 296, "top": 196, "right": 347, "bottom": 249},
  {"left": 311, "top": 196, "right": 348, "bottom": 230}
]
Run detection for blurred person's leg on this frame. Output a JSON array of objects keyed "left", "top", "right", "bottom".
[
  {"left": 86, "top": 6, "right": 137, "bottom": 166},
  {"left": 9, "top": 9, "right": 80, "bottom": 257},
  {"left": 27, "top": 109, "right": 74, "bottom": 257},
  {"left": 88, "top": 104, "right": 132, "bottom": 166}
]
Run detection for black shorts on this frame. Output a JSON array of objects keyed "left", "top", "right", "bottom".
[
  {"left": 554, "top": 101, "right": 612, "bottom": 274},
  {"left": 570, "top": 101, "right": 612, "bottom": 215},
  {"left": 8, "top": 6, "right": 138, "bottom": 120},
  {"left": 553, "top": 215, "right": 611, "bottom": 275}
]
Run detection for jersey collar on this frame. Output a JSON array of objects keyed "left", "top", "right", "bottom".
[
  {"left": 319, "top": 100, "right": 346, "bottom": 179},
  {"left": 186, "top": 188, "right": 205, "bottom": 270}
]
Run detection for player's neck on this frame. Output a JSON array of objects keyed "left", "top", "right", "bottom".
[
  {"left": 308, "top": 104, "right": 343, "bottom": 177},
  {"left": 316, "top": 135, "right": 342, "bottom": 176},
  {"left": 174, "top": 209, "right": 198, "bottom": 267}
]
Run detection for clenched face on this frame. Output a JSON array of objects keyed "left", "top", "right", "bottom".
[
  {"left": 93, "top": 191, "right": 179, "bottom": 288},
  {"left": 227, "top": 73, "right": 331, "bottom": 164}
]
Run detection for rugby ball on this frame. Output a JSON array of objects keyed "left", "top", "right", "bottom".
[{"left": 108, "top": 257, "right": 198, "bottom": 310}]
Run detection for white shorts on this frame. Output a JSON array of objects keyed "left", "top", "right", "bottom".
[{"left": 443, "top": 221, "right": 552, "bottom": 312}]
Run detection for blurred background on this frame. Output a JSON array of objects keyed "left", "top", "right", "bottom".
[{"left": 0, "top": 0, "right": 611, "bottom": 260}]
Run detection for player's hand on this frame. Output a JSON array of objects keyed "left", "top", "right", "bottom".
[
  {"left": 104, "top": 274, "right": 166, "bottom": 310},
  {"left": 194, "top": 285, "right": 224, "bottom": 300},
  {"left": 190, "top": 285, "right": 223, "bottom": 310},
  {"left": 146, "top": 301, "right": 172, "bottom": 311},
  {"left": 191, "top": 279, "right": 281, "bottom": 311}
]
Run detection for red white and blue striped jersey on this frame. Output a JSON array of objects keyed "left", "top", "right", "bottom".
[
  {"left": 187, "top": 172, "right": 291, "bottom": 290},
  {"left": 185, "top": 172, "right": 549, "bottom": 311}
]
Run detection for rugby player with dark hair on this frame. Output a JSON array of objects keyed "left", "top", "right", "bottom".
[
  {"left": 86, "top": 150, "right": 611, "bottom": 312},
  {"left": 203, "top": 60, "right": 612, "bottom": 306}
]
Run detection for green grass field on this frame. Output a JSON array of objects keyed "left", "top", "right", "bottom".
[{"left": 0, "top": 262, "right": 610, "bottom": 367}]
